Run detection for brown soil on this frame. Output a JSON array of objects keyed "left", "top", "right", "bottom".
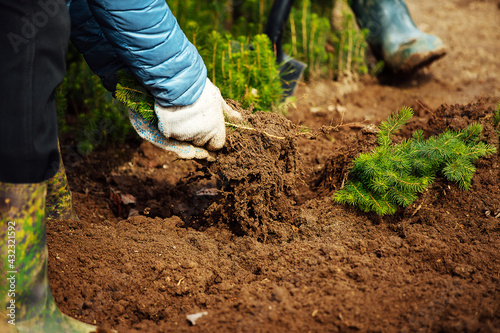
[{"left": 48, "top": 1, "right": 500, "bottom": 332}]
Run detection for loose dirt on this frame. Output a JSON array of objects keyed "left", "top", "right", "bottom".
[{"left": 48, "top": 1, "right": 500, "bottom": 332}]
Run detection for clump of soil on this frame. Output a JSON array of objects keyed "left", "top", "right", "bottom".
[
  {"left": 194, "top": 102, "right": 304, "bottom": 242},
  {"left": 313, "top": 128, "right": 378, "bottom": 194}
]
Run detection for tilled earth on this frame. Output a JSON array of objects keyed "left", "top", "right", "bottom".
[{"left": 49, "top": 98, "right": 499, "bottom": 333}]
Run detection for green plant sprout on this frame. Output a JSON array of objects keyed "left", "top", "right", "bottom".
[
  {"left": 197, "top": 32, "right": 283, "bottom": 111},
  {"left": 115, "top": 70, "right": 156, "bottom": 123},
  {"left": 333, "top": 107, "right": 497, "bottom": 215},
  {"left": 284, "top": 0, "right": 368, "bottom": 80},
  {"left": 330, "top": 8, "right": 369, "bottom": 78},
  {"left": 285, "top": 0, "right": 331, "bottom": 80},
  {"left": 493, "top": 101, "right": 500, "bottom": 131},
  {"left": 494, "top": 101, "right": 500, "bottom": 150}
]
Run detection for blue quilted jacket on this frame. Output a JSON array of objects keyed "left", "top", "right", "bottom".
[{"left": 67, "top": 0, "right": 207, "bottom": 107}]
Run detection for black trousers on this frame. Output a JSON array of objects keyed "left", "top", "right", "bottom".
[{"left": 0, "top": 0, "right": 70, "bottom": 184}]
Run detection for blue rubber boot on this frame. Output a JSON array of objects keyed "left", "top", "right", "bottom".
[{"left": 350, "top": 0, "right": 446, "bottom": 72}]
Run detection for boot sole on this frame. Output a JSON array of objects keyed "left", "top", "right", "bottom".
[{"left": 393, "top": 46, "right": 447, "bottom": 74}]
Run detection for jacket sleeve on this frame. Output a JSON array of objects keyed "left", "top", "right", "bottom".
[
  {"left": 67, "top": 0, "right": 125, "bottom": 92},
  {"left": 86, "top": 0, "right": 207, "bottom": 107}
]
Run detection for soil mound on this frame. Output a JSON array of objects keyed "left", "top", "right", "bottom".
[{"left": 195, "top": 102, "right": 303, "bottom": 242}]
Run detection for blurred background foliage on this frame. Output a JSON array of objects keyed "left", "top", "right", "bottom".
[{"left": 57, "top": 0, "right": 369, "bottom": 154}]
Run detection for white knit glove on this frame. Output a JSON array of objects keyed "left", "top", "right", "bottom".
[
  {"left": 128, "top": 109, "right": 216, "bottom": 160},
  {"left": 128, "top": 78, "right": 242, "bottom": 160},
  {"left": 155, "top": 78, "right": 242, "bottom": 151}
]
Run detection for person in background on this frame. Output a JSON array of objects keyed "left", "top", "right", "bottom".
[
  {"left": 264, "top": 0, "right": 446, "bottom": 97},
  {"left": 0, "top": 0, "right": 240, "bottom": 331},
  {"left": 349, "top": 0, "right": 446, "bottom": 73}
]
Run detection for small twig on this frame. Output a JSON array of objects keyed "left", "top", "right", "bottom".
[
  {"left": 340, "top": 172, "right": 349, "bottom": 189},
  {"left": 120, "top": 86, "right": 150, "bottom": 97},
  {"left": 177, "top": 277, "right": 185, "bottom": 286},
  {"left": 303, "top": 113, "right": 369, "bottom": 139},
  {"left": 416, "top": 99, "right": 436, "bottom": 120},
  {"left": 225, "top": 122, "right": 286, "bottom": 140},
  {"left": 411, "top": 204, "right": 422, "bottom": 217},
  {"left": 318, "top": 112, "right": 351, "bottom": 133}
]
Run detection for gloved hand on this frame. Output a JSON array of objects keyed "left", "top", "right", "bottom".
[
  {"left": 128, "top": 78, "right": 242, "bottom": 160},
  {"left": 155, "top": 78, "right": 243, "bottom": 151},
  {"left": 128, "top": 109, "right": 217, "bottom": 161}
]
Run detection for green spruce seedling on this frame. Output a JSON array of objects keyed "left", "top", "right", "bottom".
[
  {"left": 494, "top": 101, "right": 500, "bottom": 139},
  {"left": 115, "top": 69, "right": 285, "bottom": 141},
  {"left": 333, "top": 107, "right": 496, "bottom": 215},
  {"left": 115, "top": 70, "right": 156, "bottom": 123}
]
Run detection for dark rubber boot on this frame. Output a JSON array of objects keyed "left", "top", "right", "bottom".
[
  {"left": 265, "top": 0, "right": 307, "bottom": 98},
  {"left": 350, "top": 0, "right": 446, "bottom": 72},
  {"left": 0, "top": 182, "right": 99, "bottom": 332}
]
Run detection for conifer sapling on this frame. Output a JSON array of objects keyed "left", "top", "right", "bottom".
[
  {"left": 333, "top": 107, "right": 496, "bottom": 215},
  {"left": 115, "top": 70, "right": 157, "bottom": 123}
]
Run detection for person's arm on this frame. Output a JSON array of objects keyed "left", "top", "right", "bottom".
[
  {"left": 86, "top": 0, "right": 207, "bottom": 107},
  {"left": 67, "top": 0, "right": 242, "bottom": 158},
  {"left": 67, "top": 0, "right": 125, "bottom": 92}
]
